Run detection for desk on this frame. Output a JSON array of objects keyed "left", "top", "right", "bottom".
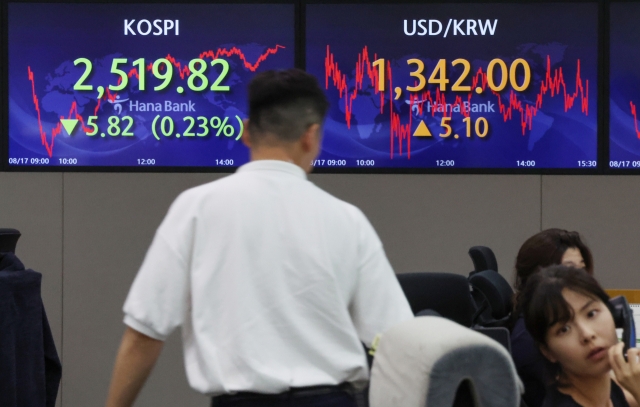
[{"left": 606, "top": 290, "right": 640, "bottom": 303}]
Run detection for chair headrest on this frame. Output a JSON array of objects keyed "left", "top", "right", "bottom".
[
  {"left": 397, "top": 272, "right": 474, "bottom": 327},
  {"left": 469, "top": 270, "right": 514, "bottom": 321},
  {"left": 0, "top": 228, "right": 21, "bottom": 254},
  {"left": 469, "top": 246, "right": 498, "bottom": 273}
]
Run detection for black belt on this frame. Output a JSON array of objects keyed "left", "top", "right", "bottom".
[{"left": 212, "top": 383, "right": 356, "bottom": 403}]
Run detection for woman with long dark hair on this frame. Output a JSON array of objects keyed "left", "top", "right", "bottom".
[
  {"left": 511, "top": 229, "right": 594, "bottom": 407},
  {"left": 520, "top": 266, "right": 640, "bottom": 407}
]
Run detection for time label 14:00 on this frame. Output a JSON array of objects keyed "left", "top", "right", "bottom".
[{"left": 73, "top": 57, "right": 231, "bottom": 95}]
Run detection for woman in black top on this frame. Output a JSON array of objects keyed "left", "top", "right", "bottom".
[
  {"left": 542, "top": 378, "right": 628, "bottom": 407},
  {"left": 520, "top": 266, "right": 640, "bottom": 407},
  {"left": 511, "top": 229, "right": 594, "bottom": 407}
]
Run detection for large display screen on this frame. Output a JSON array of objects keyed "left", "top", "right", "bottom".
[
  {"left": 609, "top": 2, "right": 640, "bottom": 170},
  {"left": 306, "top": 3, "right": 599, "bottom": 170},
  {"left": 7, "top": 3, "right": 294, "bottom": 168}
]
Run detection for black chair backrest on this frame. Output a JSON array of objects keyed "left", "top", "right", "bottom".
[
  {"left": 472, "top": 326, "right": 512, "bottom": 353},
  {"left": 0, "top": 228, "right": 21, "bottom": 253},
  {"left": 397, "top": 272, "right": 475, "bottom": 327},
  {"left": 469, "top": 270, "right": 514, "bottom": 323},
  {"left": 468, "top": 245, "right": 498, "bottom": 273}
]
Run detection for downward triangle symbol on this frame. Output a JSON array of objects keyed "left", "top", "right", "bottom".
[{"left": 60, "top": 119, "right": 78, "bottom": 136}]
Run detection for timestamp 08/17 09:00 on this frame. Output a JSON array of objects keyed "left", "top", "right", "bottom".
[{"left": 609, "top": 161, "right": 640, "bottom": 168}]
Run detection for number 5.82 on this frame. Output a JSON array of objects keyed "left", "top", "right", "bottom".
[{"left": 85, "top": 116, "right": 134, "bottom": 137}]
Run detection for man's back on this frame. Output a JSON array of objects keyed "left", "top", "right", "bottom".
[
  {"left": 123, "top": 160, "right": 412, "bottom": 394},
  {"left": 107, "top": 69, "right": 412, "bottom": 407}
]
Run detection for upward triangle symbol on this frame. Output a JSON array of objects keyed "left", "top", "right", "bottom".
[{"left": 413, "top": 120, "right": 432, "bottom": 137}]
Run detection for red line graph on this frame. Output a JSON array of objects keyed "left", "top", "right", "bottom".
[
  {"left": 631, "top": 101, "right": 640, "bottom": 139},
  {"left": 28, "top": 45, "right": 285, "bottom": 158},
  {"left": 325, "top": 45, "right": 590, "bottom": 159}
]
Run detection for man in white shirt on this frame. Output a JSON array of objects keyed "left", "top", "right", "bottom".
[{"left": 105, "top": 69, "right": 413, "bottom": 407}]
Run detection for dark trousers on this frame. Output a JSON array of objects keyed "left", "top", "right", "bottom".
[{"left": 211, "top": 385, "right": 367, "bottom": 407}]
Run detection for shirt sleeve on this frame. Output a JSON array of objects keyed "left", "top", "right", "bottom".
[
  {"left": 122, "top": 192, "right": 195, "bottom": 341},
  {"left": 348, "top": 210, "right": 414, "bottom": 347}
]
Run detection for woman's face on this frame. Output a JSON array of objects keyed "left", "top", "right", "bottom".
[
  {"left": 561, "top": 247, "right": 586, "bottom": 269},
  {"left": 541, "top": 289, "right": 618, "bottom": 380}
]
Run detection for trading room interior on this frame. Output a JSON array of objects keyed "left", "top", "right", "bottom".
[{"left": 1, "top": 1, "right": 640, "bottom": 407}]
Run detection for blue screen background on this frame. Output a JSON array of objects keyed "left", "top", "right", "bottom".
[
  {"left": 306, "top": 3, "right": 598, "bottom": 169},
  {"left": 8, "top": 3, "right": 294, "bottom": 167}
]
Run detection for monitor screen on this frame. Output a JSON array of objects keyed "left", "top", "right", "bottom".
[
  {"left": 609, "top": 2, "right": 640, "bottom": 170},
  {"left": 7, "top": 2, "right": 294, "bottom": 169},
  {"left": 306, "top": 2, "right": 599, "bottom": 171}
]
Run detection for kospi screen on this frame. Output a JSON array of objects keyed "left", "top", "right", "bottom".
[
  {"left": 609, "top": 2, "right": 640, "bottom": 170},
  {"left": 7, "top": 3, "right": 294, "bottom": 169},
  {"left": 306, "top": 3, "right": 598, "bottom": 171}
]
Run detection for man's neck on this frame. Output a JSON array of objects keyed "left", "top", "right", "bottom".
[{"left": 249, "top": 145, "right": 308, "bottom": 172}]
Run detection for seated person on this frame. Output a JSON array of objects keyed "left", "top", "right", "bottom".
[
  {"left": 511, "top": 229, "right": 594, "bottom": 407},
  {"left": 520, "top": 265, "right": 640, "bottom": 407}
]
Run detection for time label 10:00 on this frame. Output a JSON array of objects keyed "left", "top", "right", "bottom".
[
  {"left": 73, "top": 57, "right": 231, "bottom": 94},
  {"left": 372, "top": 57, "right": 531, "bottom": 93}
]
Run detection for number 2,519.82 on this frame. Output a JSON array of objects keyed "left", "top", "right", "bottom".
[{"left": 73, "top": 57, "right": 231, "bottom": 93}]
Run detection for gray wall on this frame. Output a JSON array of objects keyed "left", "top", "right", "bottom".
[{"left": 1, "top": 172, "right": 639, "bottom": 407}]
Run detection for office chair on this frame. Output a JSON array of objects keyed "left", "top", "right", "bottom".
[
  {"left": 467, "top": 246, "right": 514, "bottom": 327},
  {"left": 468, "top": 245, "right": 499, "bottom": 274},
  {"left": 397, "top": 272, "right": 475, "bottom": 327},
  {"left": 369, "top": 316, "right": 522, "bottom": 407}
]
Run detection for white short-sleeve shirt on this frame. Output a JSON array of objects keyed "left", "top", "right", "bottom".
[{"left": 123, "top": 160, "right": 413, "bottom": 395}]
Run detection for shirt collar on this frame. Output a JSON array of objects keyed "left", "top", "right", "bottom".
[{"left": 236, "top": 160, "right": 307, "bottom": 180}]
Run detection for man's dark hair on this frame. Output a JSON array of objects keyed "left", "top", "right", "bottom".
[{"left": 248, "top": 69, "right": 329, "bottom": 143}]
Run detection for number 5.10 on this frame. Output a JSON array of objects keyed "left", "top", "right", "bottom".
[{"left": 438, "top": 116, "right": 489, "bottom": 138}]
